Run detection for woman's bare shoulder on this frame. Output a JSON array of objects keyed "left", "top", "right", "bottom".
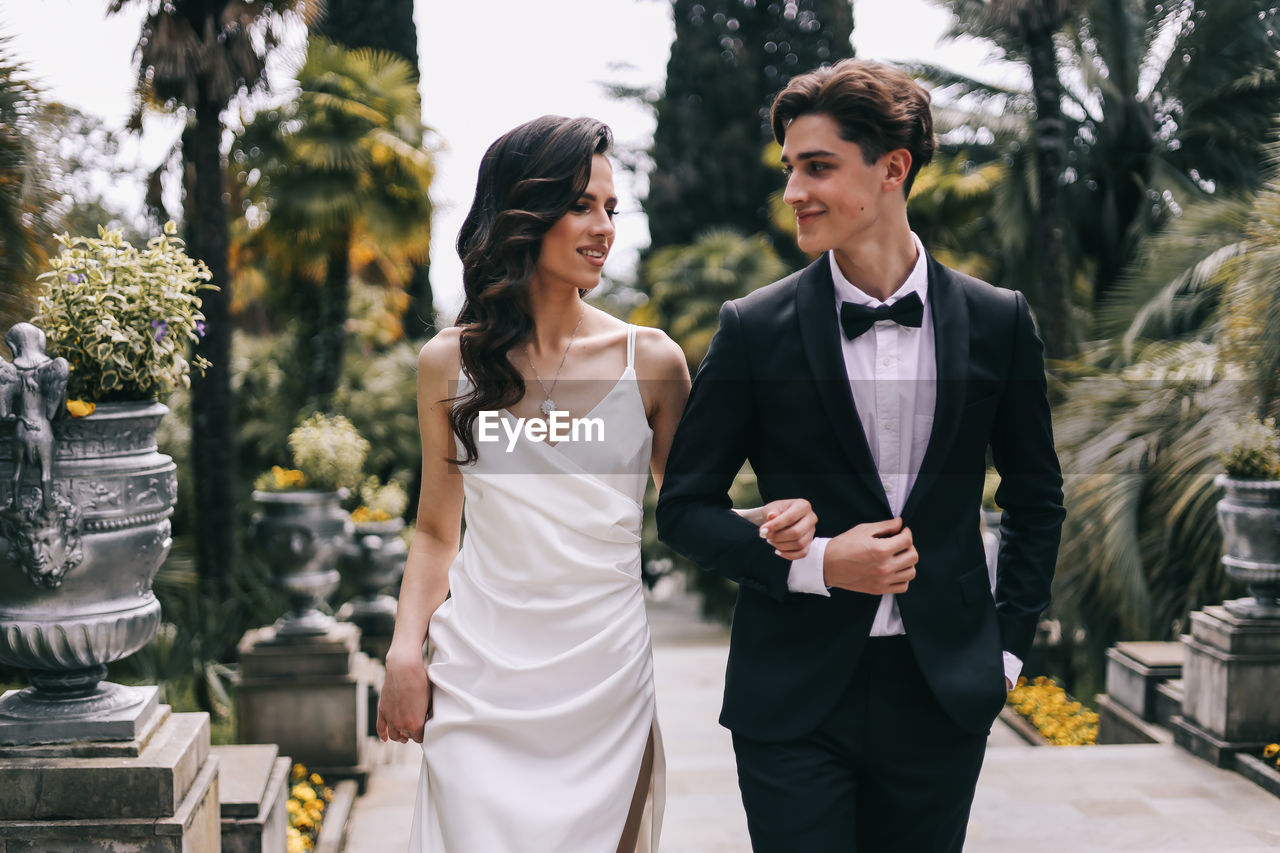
[
  {"left": 633, "top": 325, "right": 688, "bottom": 382},
  {"left": 417, "top": 327, "right": 464, "bottom": 383}
]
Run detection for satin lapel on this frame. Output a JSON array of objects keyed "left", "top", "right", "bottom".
[
  {"left": 794, "top": 255, "right": 890, "bottom": 511},
  {"left": 902, "top": 254, "right": 969, "bottom": 520}
]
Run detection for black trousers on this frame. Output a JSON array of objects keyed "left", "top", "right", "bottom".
[{"left": 732, "top": 636, "right": 989, "bottom": 853}]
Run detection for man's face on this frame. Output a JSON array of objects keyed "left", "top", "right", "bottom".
[{"left": 780, "top": 113, "right": 904, "bottom": 255}]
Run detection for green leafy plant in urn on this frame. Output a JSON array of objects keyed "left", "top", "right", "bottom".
[
  {"left": 1216, "top": 414, "right": 1280, "bottom": 619},
  {"left": 0, "top": 224, "right": 211, "bottom": 741},
  {"left": 251, "top": 413, "right": 366, "bottom": 639}
]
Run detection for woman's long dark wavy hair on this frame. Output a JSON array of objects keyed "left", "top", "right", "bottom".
[{"left": 448, "top": 115, "right": 613, "bottom": 464}]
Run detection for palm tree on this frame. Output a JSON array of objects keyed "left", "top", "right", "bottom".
[
  {"left": 990, "top": 0, "right": 1075, "bottom": 361},
  {"left": 108, "top": 0, "right": 315, "bottom": 585},
  {"left": 232, "top": 38, "right": 434, "bottom": 405},
  {"left": 916, "top": 0, "right": 1280, "bottom": 340},
  {"left": 1050, "top": 142, "right": 1280, "bottom": 690},
  {"left": 924, "top": 1, "right": 1077, "bottom": 358},
  {"left": 311, "top": 0, "right": 436, "bottom": 339}
]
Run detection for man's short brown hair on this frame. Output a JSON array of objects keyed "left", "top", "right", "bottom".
[{"left": 771, "top": 59, "right": 936, "bottom": 197}]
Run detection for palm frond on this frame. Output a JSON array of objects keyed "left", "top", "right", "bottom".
[{"left": 1096, "top": 191, "right": 1250, "bottom": 346}]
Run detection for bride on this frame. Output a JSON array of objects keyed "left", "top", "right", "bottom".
[{"left": 376, "top": 115, "right": 816, "bottom": 852}]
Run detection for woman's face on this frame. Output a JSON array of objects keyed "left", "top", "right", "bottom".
[{"left": 533, "top": 154, "right": 617, "bottom": 292}]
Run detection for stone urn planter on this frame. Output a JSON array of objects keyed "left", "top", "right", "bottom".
[
  {"left": 337, "top": 517, "right": 407, "bottom": 648},
  {"left": 0, "top": 401, "right": 176, "bottom": 740},
  {"left": 1216, "top": 475, "right": 1280, "bottom": 619},
  {"left": 250, "top": 489, "right": 353, "bottom": 640}
]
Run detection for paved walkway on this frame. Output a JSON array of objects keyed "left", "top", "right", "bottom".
[{"left": 344, "top": 584, "right": 1280, "bottom": 851}]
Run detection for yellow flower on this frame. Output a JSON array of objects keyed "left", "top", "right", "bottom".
[
  {"left": 351, "top": 505, "right": 393, "bottom": 524},
  {"left": 1264, "top": 743, "right": 1280, "bottom": 758},
  {"left": 287, "top": 833, "right": 314, "bottom": 852},
  {"left": 272, "top": 466, "right": 307, "bottom": 490},
  {"left": 66, "top": 399, "right": 96, "bottom": 418},
  {"left": 1006, "top": 675, "right": 1098, "bottom": 746},
  {"left": 286, "top": 762, "right": 325, "bottom": 845}
]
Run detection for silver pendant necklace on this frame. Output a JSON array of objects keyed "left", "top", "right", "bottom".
[{"left": 524, "top": 303, "right": 585, "bottom": 416}]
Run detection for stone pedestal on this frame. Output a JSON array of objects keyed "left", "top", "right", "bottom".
[
  {"left": 0, "top": 684, "right": 162, "bottom": 747},
  {"left": 236, "top": 621, "right": 381, "bottom": 792},
  {"left": 1097, "top": 641, "right": 1183, "bottom": 744},
  {"left": 1171, "top": 605, "right": 1280, "bottom": 766},
  {"left": 0, "top": 707, "right": 220, "bottom": 851},
  {"left": 213, "top": 744, "right": 290, "bottom": 853},
  {"left": 1105, "top": 641, "right": 1184, "bottom": 720}
]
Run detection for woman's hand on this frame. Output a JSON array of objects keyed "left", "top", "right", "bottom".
[
  {"left": 757, "top": 498, "right": 817, "bottom": 560},
  {"left": 377, "top": 648, "right": 432, "bottom": 744}
]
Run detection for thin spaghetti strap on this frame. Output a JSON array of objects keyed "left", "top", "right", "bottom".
[{"left": 626, "top": 324, "right": 637, "bottom": 370}]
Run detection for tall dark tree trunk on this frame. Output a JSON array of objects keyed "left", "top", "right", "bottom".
[
  {"left": 313, "top": 231, "right": 352, "bottom": 407},
  {"left": 186, "top": 87, "right": 236, "bottom": 585},
  {"left": 314, "top": 0, "right": 435, "bottom": 337},
  {"left": 1026, "top": 22, "right": 1070, "bottom": 361}
]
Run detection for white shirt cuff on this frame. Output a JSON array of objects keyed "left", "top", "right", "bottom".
[
  {"left": 786, "top": 536, "right": 830, "bottom": 596},
  {"left": 1002, "top": 650, "right": 1023, "bottom": 688}
]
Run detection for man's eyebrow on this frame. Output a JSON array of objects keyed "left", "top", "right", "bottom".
[{"left": 779, "top": 149, "right": 839, "bottom": 164}]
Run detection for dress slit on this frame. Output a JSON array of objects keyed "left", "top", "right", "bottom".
[{"left": 617, "top": 724, "right": 656, "bottom": 853}]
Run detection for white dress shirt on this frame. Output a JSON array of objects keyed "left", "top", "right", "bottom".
[{"left": 785, "top": 236, "right": 1022, "bottom": 686}]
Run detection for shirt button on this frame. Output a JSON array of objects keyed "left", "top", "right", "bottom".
[
  {"left": 882, "top": 358, "right": 892, "bottom": 366},
  {"left": 883, "top": 421, "right": 893, "bottom": 430}
]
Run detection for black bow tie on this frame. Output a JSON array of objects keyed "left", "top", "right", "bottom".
[{"left": 839, "top": 291, "right": 924, "bottom": 340}]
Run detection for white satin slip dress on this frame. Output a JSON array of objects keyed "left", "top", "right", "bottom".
[{"left": 409, "top": 325, "right": 665, "bottom": 852}]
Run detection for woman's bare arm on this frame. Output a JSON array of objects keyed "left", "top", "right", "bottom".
[{"left": 377, "top": 328, "right": 465, "bottom": 744}]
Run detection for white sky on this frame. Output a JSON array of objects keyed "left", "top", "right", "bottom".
[{"left": 1, "top": 0, "right": 1012, "bottom": 320}]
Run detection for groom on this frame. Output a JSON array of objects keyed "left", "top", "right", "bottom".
[{"left": 656, "top": 59, "right": 1065, "bottom": 851}]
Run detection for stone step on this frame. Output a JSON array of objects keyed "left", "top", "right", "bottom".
[{"left": 213, "top": 744, "right": 290, "bottom": 853}]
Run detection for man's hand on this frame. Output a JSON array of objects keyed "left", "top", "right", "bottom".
[
  {"left": 822, "top": 517, "right": 917, "bottom": 593},
  {"left": 757, "top": 498, "right": 817, "bottom": 560}
]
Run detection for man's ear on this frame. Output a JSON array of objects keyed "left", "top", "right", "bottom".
[{"left": 882, "top": 149, "right": 913, "bottom": 194}]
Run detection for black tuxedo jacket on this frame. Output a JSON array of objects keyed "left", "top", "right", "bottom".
[{"left": 656, "top": 252, "right": 1065, "bottom": 740}]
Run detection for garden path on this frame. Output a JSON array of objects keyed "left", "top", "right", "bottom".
[{"left": 342, "top": 585, "right": 1280, "bottom": 851}]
